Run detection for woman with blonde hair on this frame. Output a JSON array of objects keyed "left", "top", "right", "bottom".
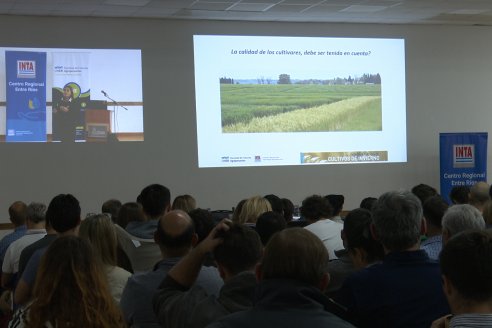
[
  {"left": 10, "top": 236, "right": 125, "bottom": 328},
  {"left": 236, "top": 196, "right": 272, "bottom": 224},
  {"left": 79, "top": 214, "right": 131, "bottom": 302},
  {"left": 172, "top": 194, "right": 197, "bottom": 213}
]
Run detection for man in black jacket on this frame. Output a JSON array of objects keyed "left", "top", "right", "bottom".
[{"left": 206, "top": 227, "right": 354, "bottom": 328}]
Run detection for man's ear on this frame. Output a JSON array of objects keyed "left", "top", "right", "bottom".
[
  {"left": 255, "top": 263, "right": 263, "bottom": 282},
  {"left": 420, "top": 218, "right": 427, "bottom": 235},
  {"left": 442, "top": 228, "right": 450, "bottom": 246},
  {"left": 442, "top": 275, "right": 453, "bottom": 298},
  {"left": 216, "top": 262, "right": 226, "bottom": 280},
  {"left": 191, "top": 233, "right": 199, "bottom": 247},
  {"left": 319, "top": 272, "right": 330, "bottom": 292},
  {"left": 370, "top": 223, "right": 379, "bottom": 241}
]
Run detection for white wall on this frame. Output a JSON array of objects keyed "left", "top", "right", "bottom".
[{"left": 0, "top": 15, "right": 491, "bottom": 219}]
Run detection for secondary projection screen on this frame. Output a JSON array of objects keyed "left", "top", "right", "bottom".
[
  {"left": 0, "top": 47, "right": 143, "bottom": 142},
  {"left": 194, "top": 35, "right": 406, "bottom": 167}
]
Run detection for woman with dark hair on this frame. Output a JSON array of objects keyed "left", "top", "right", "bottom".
[
  {"left": 342, "top": 208, "right": 384, "bottom": 269},
  {"left": 9, "top": 236, "right": 125, "bottom": 328}
]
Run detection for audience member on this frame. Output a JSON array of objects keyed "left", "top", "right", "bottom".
[
  {"left": 231, "top": 199, "right": 246, "bottom": 223},
  {"left": 153, "top": 222, "right": 262, "bottom": 328},
  {"left": 264, "top": 194, "right": 283, "bottom": 216},
  {"left": 207, "top": 228, "right": 355, "bottom": 328},
  {"left": 326, "top": 194, "right": 345, "bottom": 224},
  {"left": 101, "top": 198, "right": 122, "bottom": 223},
  {"left": 341, "top": 208, "right": 384, "bottom": 269},
  {"left": 235, "top": 196, "right": 271, "bottom": 224},
  {"left": 432, "top": 230, "right": 492, "bottom": 328},
  {"left": 441, "top": 204, "right": 485, "bottom": 245},
  {"left": 172, "top": 194, "right": 197, "bottom": 213},
  {"left": 469, "top": 181, "right": 490, "bottom": 213},
  {"left": 281, "top": 198, "right": 294, "bottom": 222},
  {"left": 116, "top": 202, "right": 144, "bottom": 229},
  {"left": 359, "top": 197, "right": 376, "bottom": 211},
  {"left": 335, "top": 190, "right": 449, "bottom": 327},
  {"left": 14, "top": 194, "right": 81, "bottom": 306},
  {"left": 302, "top": 195, "right": 344, "bottom": 259},
  {"left": 17, "top": 214, "right": 57, "bottom": 279},
  {"left": 2, "top": 203, "right": 46, "bottom": 289},
  {"left": 449, "top": 185, "right": 470, "bottom": 204},
  {"left": 421, "top": 195, "right": 448, "bottom": 260},
  {"left": 482, "top": 200, "right": 492, "bottom": 227},
  {"left": 8, "top": 236, "right": 125, "bottom": 328},
  {"left": 127, "top": 183, "right": 171, "bottom": 239},
  {"left": 411, "top": 183, "right": 438, "bottom": 205},
  {"left": 325, "top": 208, "right": 383, "bottom": 298},
  {"left": 0, "top": 202, "right": 27, "bottom": 265},
  {"left": 79, "top": 214, "right": 131, "bottom": 302},
  {"left": 188, "top": 208, "right": 215, "bottom": 244},
  {"left": 255, "top": 211, "right": 286, "bottom": 245},
  {"left": 120, "top": 210, "right": 222, "bottom": 328}
]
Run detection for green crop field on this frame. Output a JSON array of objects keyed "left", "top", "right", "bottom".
[{"left": 220, "top": 84, "right": 382, "bottom": 133}]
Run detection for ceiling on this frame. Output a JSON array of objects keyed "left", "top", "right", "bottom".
[{"left": 2, "top": 0, "right": 492, "bottom": 26}]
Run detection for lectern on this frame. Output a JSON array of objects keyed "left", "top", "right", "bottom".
[{"left": 85, "top": 101, "right": 109, "bottom": 142}]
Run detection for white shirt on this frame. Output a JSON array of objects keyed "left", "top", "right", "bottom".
[
  {"left": 105, "top": 265, "right": 131, "bottom": 303},
  {"left": 304, "top": 219, "right": 344, "bottom": 260},
  {"left": 2, "top": 229, "right": 46, "bottom": 274}
]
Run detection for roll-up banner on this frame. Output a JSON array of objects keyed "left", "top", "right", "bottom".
[
  {"left": 440, "top": 132, "right": 488, "bottom": 204},
  {"left": 52, "top": 52, "right": 90, "bottom": 142},
  {"left": 5, "top": 51, "right": 47, "bottom": 142}
]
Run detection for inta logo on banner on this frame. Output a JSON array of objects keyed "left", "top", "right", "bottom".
[
  {"left": 17, "top": 60, "right": 36, "bottom": 78},
  {"left": 453, "top": 144, "right": 474, "bottom": 168}
]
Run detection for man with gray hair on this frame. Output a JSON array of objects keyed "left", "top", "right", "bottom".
[
  {"left": 1, "top": 202, "right": 46, "bottom": 289},
  {"left": 335, "top": 190, "right": 449, "bottom": 328},
  {"left": 442, "top": 204, "right": 485, "bottom": 245}
]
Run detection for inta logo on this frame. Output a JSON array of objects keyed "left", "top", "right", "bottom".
[
  {"left": 453, "top": 144, "right": 475, "bottom": 168},
  {"left": 17, "top": 60, "right": 36, "bottom": 78}
]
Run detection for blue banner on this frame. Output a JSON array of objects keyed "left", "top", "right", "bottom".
[
  {"left": 5, "top": 51, "right": 47, "bottom": 142},
  {"left": 440, "top": 132, "right": 488, "bottom": 204}
]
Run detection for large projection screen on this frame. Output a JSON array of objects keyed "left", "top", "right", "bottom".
[
  {"left": 194, "top": 35, "right": 406, "bottom": 168},
  {"left": 0, "top": 47, "right": 143, "bottom": 143}
]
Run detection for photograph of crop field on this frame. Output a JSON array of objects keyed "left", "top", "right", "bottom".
[{"left": 220, "top": 74, "right": 382, "bottom": 133}]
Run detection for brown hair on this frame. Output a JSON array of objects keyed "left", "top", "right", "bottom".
[
  {"left": 260, "top": 228, "right": 329, "bottom": 286},
  {"left": 28, "top": 236, "right": 125, "bottom": 328}
]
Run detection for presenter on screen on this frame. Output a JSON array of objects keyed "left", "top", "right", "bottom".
[{"left": 52, "top": 85, "right": 80, "bottom": 142}]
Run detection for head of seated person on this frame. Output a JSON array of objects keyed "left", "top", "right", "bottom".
[
  {"left": 342, "top": 208, "right": 384, "bottom": 269},
  {"left": 172, "top": 194, "right": 197, "bottom": 213},
  {"left": 441, "top": 204, "right": 485, "bottom": 245},
  {"left": 213, "top": 224, "right": 262, "bottom": 281},
  {"left": 371, "top": 190, "right": 424, "bottom": 253},
  {"left": 154, "top": 210, "right": 197, "bottom": 258},
  {"left": 257, "top": 228, "right": 329, "bottom": 291},
  {"left": 300, "top": 195, "right": 333, "bottom": 223},
  {"left": 440, "top": 230, "right": 492, "bottom": 317},
  {"left": 235, "top": 196, "right": 271, "bottom": 225},
  {"left": 255, "top": 211, "right": 286, "bottom": 246},
  {"left": 137, "top": 184, "right": 171, "bottom": 221}
]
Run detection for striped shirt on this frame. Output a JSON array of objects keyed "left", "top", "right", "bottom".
[{"left": 450, "top": 313, "right": 492, "bottom": 327}]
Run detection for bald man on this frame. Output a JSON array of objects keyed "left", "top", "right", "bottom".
[
  {"left": 469, "top": 181, "right": 490, "bottom": 213},
  {"left": 120, "top": 210, "right": 223, "bottom": 328}
]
